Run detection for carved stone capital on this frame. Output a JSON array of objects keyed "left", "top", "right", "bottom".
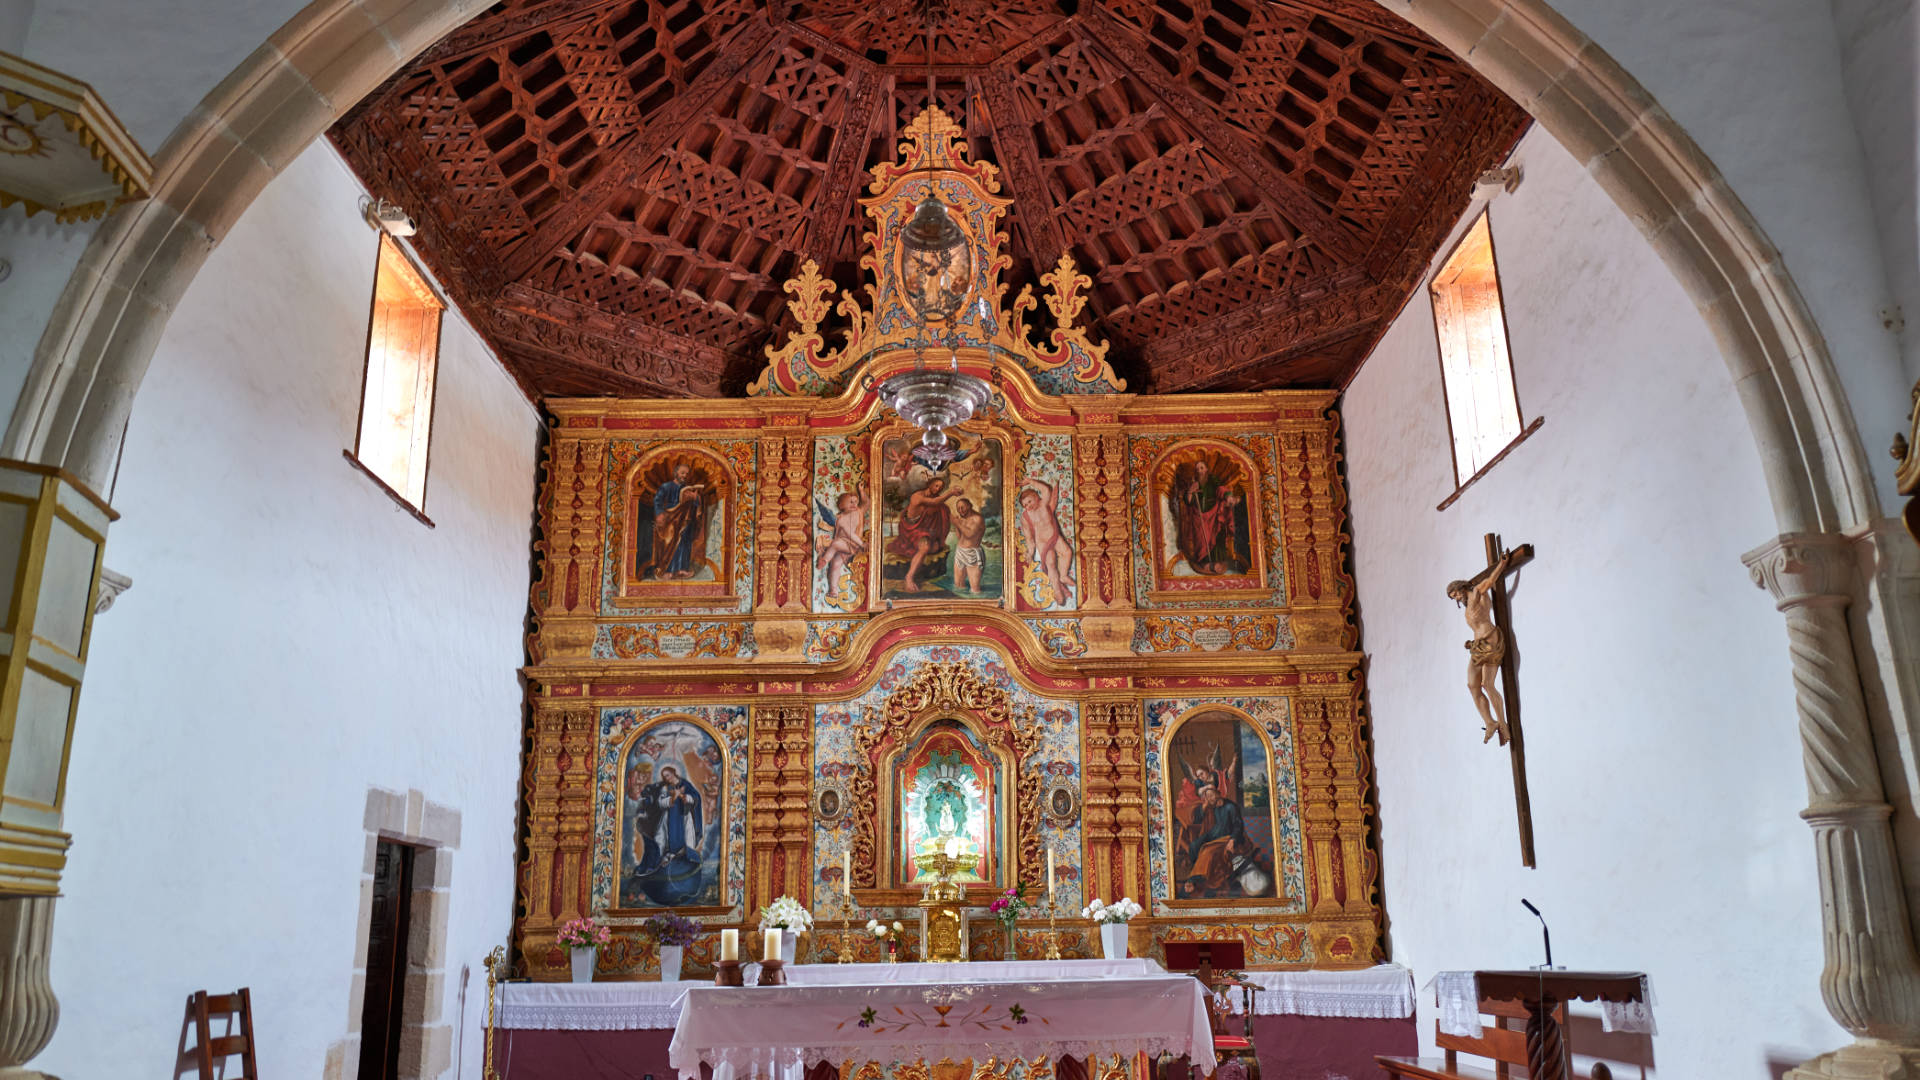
[
  {"left": 91, "top": 566, "right": 130, "bottom": 615},
  {"left": 1745, "top": 532, "right": 1859, "bottom": 609}
]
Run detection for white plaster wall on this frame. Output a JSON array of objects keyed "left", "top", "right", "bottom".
[
  {"left": 1345, "top": 129, "right": 1843, "bottom": 1076},
  {"left": 41, "top": 142, "right": 539, "bottom": 1076}
]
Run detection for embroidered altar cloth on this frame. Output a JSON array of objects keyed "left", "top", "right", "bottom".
[{"left": 667, "top": 972, "right": 1215, "bottom": 1080}]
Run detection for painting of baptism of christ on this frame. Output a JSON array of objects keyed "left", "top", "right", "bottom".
[
  {"left": 1152, "top": 444, "right": 1263, "bottom": 595},
  {"left": 894, "top": 723, "right": 1001, "bottom": 886},
  {"left": 618, "top": 718, "right": 725, "bottom": 908},
  {"left": 1167, "top": 710, "right": 1279, "bottom": 902},
  {"left": 626, "top": 450, "right": 732, "bottom": 602},
  {"left": 879, "top": 431, "right": 1005, "bottom": 602}
]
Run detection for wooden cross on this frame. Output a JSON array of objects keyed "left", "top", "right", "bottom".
[{"left": 1457, "top": 532, "right": 1536, "bottom": 868}]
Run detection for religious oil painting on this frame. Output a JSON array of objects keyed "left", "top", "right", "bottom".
[
  {"left": 624, "top": 447, "right": 734, "bottom": 604},
  {"left": 1166, "top": 710, "right": 1279, "bottom": 902},
  {"left": 618, "top": 718, "right": 726, "bottom": 908},
  {"left": 1150, "top": 443, "right": 1265, "bottom": 597},
  {"left": 879, "top": 430, "right": 1005, "bottom": 602},
  {"left": 892, "top": 721, "right": 1002, "bottom": 886}
]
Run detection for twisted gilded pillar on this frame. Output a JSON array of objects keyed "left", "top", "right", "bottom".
[{"left": 1747, "top": 534, "right": 1920, "bottom": 1076}]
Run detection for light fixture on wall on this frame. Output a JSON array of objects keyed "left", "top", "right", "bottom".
[
  {"left": 1474, "top": 164, "right": 1522, "bottom": 199},
  {"left": 866, "top": 0, "right": 993, "bottom": 469},
  {"left": 360, "top": 196, "right": 417, "bottom": 237}
]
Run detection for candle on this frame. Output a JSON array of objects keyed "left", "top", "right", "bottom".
[
  {"left": 1047, "top": 848, "right": 1056, "bottom": 897},
  {"left": 842, "top": 850, "right": 851, "bottom": 893},
  {"left": 720, "top": 928, "right": 739, "bottom": 962},
  {"left": 764, "top": 928, "right": 783, "bottom": 963}
]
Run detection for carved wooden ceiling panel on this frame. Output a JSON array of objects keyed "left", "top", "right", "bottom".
[{"left": 330, "top": 0, "right": 1527, "bottom": 400}]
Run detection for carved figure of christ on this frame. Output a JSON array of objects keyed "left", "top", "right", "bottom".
[{"left": 1448, "top": 534, "right": 1538, "bottom": 867}]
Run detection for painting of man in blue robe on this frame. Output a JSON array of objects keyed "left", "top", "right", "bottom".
[
  {"left": 635, "top": 459, "right": 717, "bottom": 582},
  {"left": 620, "top": 720, "right": 724, "bottom": 908}
]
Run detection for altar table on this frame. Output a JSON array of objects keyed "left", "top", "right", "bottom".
[{"left": 668, "top": 968, "right": 1214, "bottom": 1080}]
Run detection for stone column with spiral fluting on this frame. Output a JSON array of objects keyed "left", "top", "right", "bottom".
[{"left": 1747, "top": 534, "right": 1920, "bottom": 1076}]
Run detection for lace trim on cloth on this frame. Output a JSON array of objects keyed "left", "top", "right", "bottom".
[
  {"left": 1223, "top": 965, "right": 1416, "bottom": 1018},
  {"left": 683, "top": 1035, "right": 1203, "bottom": 1075},
  {"left": 1600, "top": 976, "right": 1657, "bottom": 1035},
  {"left": 1427, "top": 971, "right": 1483, "bottom": 1038}
]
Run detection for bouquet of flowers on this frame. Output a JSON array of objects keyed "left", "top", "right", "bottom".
[
  {"left": 988, "top": 881, "right": 1032, "bottom": 930},
  {"left": 556, "top": 917, "right": 612, "bottom": 951},
  {"left": 1081, "top": 897, "right": 1143, "bottom": 925},
  {"left": 866, "top": 918, "right": 906, "bottom": 958},
  {"left": 641, "top": 913, "right": 701, "bottom": 948},
  {"left": 758, "top": 895, "right": 814, "bottom": 932}
]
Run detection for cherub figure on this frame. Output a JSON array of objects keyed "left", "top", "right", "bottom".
[
  {"left": 1017, "top": 478, "right": 1075, "bottom": 604},
  {"left": 1446, "top": 549, "right": 1516, "bottom": 745},
  {"left": 815, "top": 490, "right": 868, "bottom": 595}
]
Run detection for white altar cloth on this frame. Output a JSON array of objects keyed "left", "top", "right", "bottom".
[
  {"left": 1226, "top": 964, "right": 1415, "bottom": 1018},
  {"left": 668, "top": 971, "right": 1215, "bottom": 1080},
  {"left": 496, "top": 960, "right": 1415, "bottom": 1031}
]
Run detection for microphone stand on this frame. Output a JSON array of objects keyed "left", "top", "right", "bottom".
[{"left": 1521, "top": 898, "right": 1553, "bottom": 968}]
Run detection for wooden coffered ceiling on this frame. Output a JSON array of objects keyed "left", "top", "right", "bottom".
[{"left": 329, "top": 0, "right": 1528, "bottom": 400}]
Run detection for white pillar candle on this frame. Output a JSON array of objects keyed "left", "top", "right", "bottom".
[
  {"left": 764, "top": 928, "right": 783, "bottom": 963},
  {"left": 1047, "top": 847, "right": 1056, "bottom": 897},
  {"left": 720, "top": 928, "right": 739, "bottom": 962}
]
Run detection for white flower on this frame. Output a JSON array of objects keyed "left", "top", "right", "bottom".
[
  {"left": 892, "top": 921, "right": 903, "bottom": 932},
  {"left": 758, "top": 895, "right": 814, "bottom": 931},
  {"left": 866, "top": 918, "right": 880, "bottom": 932}
]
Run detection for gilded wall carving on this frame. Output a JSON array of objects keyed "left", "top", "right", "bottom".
[{"left": 514, "top": 110, "right": 1375, "bottom": 979}]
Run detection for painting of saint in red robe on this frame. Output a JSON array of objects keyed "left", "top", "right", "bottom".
[
  {"left": 1169, "top": 711, "right": 1277, "bottom": 901},
  {"left": 1167, "top": 453, "right": 1254, "bottom": 578}
]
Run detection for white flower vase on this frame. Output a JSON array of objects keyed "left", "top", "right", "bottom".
[
  {"left": 779, "top": 930, "right": 798, "bottom": 965},
  {"left": 1100, "top": 922, "right": 1128, "bottom": 959},
  {"left": 570, "top": 946, "right": 596, "bottom": 983},
  {"left": 659, "top": 944, "right": 683, "bottom": 982}
]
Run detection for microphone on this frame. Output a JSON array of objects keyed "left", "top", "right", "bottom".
[{"left": 1521, "top": 898, "right": 1553, "bottom": 968}]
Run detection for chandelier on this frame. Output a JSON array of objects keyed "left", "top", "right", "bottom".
[{"left": 868, "top": 0, "right": 993, "bottom": 469}]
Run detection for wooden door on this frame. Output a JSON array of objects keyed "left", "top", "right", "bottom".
[{"left": 358, "top": 840, "right": 415, "bottom": 1080}]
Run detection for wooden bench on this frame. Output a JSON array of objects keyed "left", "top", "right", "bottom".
[{"left": 1375, "top": 997, "right": 1564, "bottom": 1080}]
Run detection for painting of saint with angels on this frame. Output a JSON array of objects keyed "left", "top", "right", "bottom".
[
  {"left": 1152, "top": 445, "right": 1262, "bottom": 594},
  {"left": 627, "top": 449, "right": 732, "bottom": 601},
  {"left": 1167, "top": 710, "right": 1277, "bottom": 902},
  {"left": 879, "top": 432, "right": 1004, "bottom": 601},
  {"left": 619, "top": 718, "right": 726, "bottom": 908}
]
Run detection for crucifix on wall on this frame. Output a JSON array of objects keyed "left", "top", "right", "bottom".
[{"left": 1447, "top": 533, "right": 1536, "bottom": 868}]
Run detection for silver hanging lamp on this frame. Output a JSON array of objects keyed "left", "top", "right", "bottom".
[{"left": 869, "top": 0, "right": 992, "bottom": 469}]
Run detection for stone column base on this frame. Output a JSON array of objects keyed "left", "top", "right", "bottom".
[{"left": 1789, "top": 1041, "right": 1920, "bottom": 1079}]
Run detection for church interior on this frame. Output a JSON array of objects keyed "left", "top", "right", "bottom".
[{"left": 2, "top": 0, "right": 1920, "bottom": 1078}]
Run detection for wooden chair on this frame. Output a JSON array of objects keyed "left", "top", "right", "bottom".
[
  {"left": 182, "top": 988, "right": 257, "bottom": 1080},
  {"left": 1375, "top": 996, "right": 1565, "bottom": 1080},
  {"left": 1162, "top": 942, "right": 1260, "bottom": 1080}
]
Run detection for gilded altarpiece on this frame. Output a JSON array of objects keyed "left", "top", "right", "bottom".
[{"left": 515, "top": 107, "right": 1376, "bottom": 980}]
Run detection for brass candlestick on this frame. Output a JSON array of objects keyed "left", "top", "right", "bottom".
[
  {"left": 481, "top": 946, "right": 507, "bottom": 1080},
  {"left": 1045, "top": 900, "right": 1062, "bottom": 960}
]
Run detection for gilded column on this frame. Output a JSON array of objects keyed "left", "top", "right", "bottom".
[
  {"left": 753, "top": 421, "right": 812, "bottom": 660},
  {"left": 1080, "top": 697, "right": 1146, "bottom": 904},
  {"left": 1747, "top": 534, "right": 1920, "bottom": 1078},
  {"left": 1071, "top": 422, "right": 1133, "bottom": 657},
  {"left": 749, "top": 704, "right": 814, "bottom": 912}
]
